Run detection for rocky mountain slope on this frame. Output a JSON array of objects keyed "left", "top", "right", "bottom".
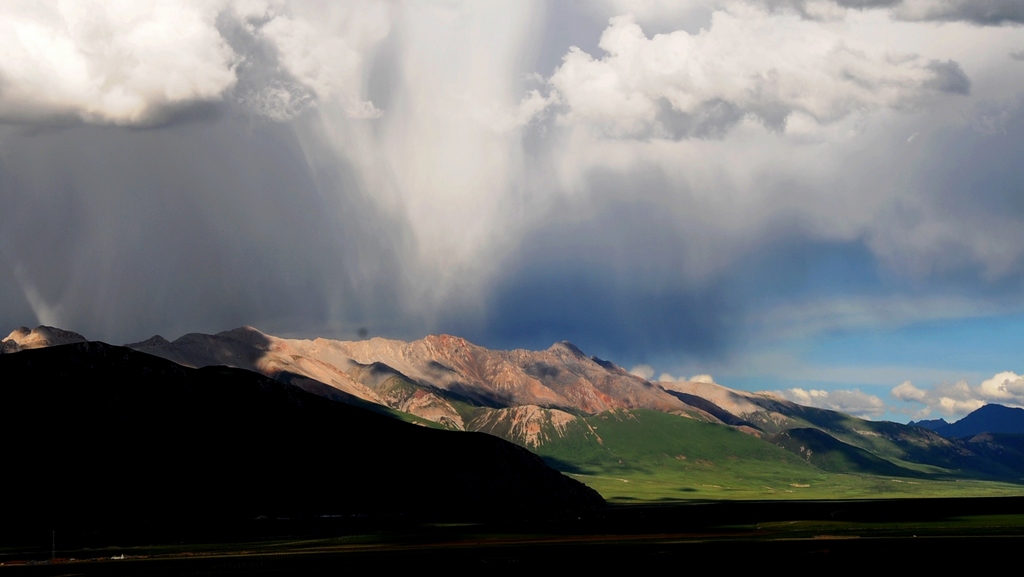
[
  {"left": 124, "top": 326, "right": 716, "bottom": 443},
  {"left": 1, "top": 325, "right": 87, "bottom": 352}
]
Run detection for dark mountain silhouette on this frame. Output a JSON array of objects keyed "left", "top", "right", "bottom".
[
  {"left": 908, "top": 418, "right": 950, "bottom": 432},
  {"left": 963, "top": 432, "right": 1024, "bottom": 475},
  {"left": 0, "top": 342, "right": 603, "bottom": 530},
  {"left": 939, "top": 404, "right": 1024, "bottom": 438}
]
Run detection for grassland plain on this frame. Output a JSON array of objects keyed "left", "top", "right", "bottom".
[{"left": 526, "top": 409, "right": 1024, "bottom": 502}]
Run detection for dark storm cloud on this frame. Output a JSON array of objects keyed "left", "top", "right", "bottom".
[
  {"left": 759, "top": 0, "right": 1024, "bottom": 25},
  {"left": 0, "top": 112, "right": 407, "bottom": 343},
  {"left": 2, "top": 0, "right": 1023, "bottom": 375},
  {"left": 449, "top": 84, "right": 1024, "bottom": 364},
  {"left": 869, "top": 99, "right": 1024, "bottom": 280},
  {"left": 432, "top": 158, "right": 848, "bottom": 362},
  {"left": 216, "top": 9, "right": 316, "bottom": 121},
  {"left": 924, "top": 60, "right": 972, "bottom": 95},
  {"left": 478, "top": 258, "right": 733, "bottom": 362},
  {"left": 456, "top": 194, "right": 739, "bottom": 362},
  {"left": 452, "top": 179, "right": 889, "bottom": 365},
  {"left": 908, "top": 0, "right": 1024, "bottom": 26},
  {"left": 833, "top": 0, "right": 900, "bottom": 7},
  {"left": 655, "top": 99, "right": 746, "bottom": 140},
  {"left": 761, "top": 0, "right": 898, "bottom": 17}
]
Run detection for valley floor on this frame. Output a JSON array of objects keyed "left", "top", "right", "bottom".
[
  {"left": 569, "top": 471, "right": 1024, "bottom": 502},
  {"left": 4, "top": 497, "right": 1024, "bottom": 573}
]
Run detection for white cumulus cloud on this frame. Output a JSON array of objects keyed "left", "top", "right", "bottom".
[
  {"left": 894, "top": 371, "right": 1024, "bottom": 417},
  {"left": 630, "top": 363, "right": 655, "bottom": 379},
  {"left": 631, "top": 371, "right": 716, "bottom": 383},
  {"left": 0, "top": 0, "right": 388, "bottom": 125},
  {"left": 0, "top": 0, "right": 237, "bottom": 125},
  {"left": 544, "top": 4, "right": 969, "bottom": 139},
  {"left": 774, "top": 387, "right": 887, "bottom": 417},
  {"left": 235, "top": 0, "right": 389, "bottom": 119}
]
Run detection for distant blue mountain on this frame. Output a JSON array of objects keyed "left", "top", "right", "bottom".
[
  {"left": 932, "top": 404, "right": 1024, "bottom": 438},
  {"left": 908, "top": 417, "right": 950, "bottom": 432}
]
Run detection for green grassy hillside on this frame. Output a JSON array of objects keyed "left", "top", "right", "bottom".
[
  {"left": 769, "top": 427, "right": 920, "bottom": 476},
  {"left": 525, "top": 409, "right": 1024, "bottom": 502},
  {"left": 530, "top": 409, "right": 828, "bottom": 499},
  {"left": 757, "top": 405, "right": 1024, "bottom": 479}
]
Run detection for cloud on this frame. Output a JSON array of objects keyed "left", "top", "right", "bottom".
[
  {"left": 543, "top": 6, "right": 971, "bottom": 140},
  {"left": 834, "top": 0, "right": 901, "bottom": 7},
  {"left": 892, "top": 372, "right": 1024, "bottom": 417},
  {"left": 979, "top": 371, "right": 1024, "bottom": 402},
  {"left": 0, "top": 0, "right": 1022, "bottom": 377},
  {"left": 0, "top": 112, "right": 414, "bottom": 342},
  {"left": 774, "top": 387, "right": 887, "bottom": 417},
  {"left": 923, "top": 59, "right": 972, "bottom": 95},
  {"left": 0, "top": 1, "right": 547, "bottom": 343},
  {"left": 893, "top": 0, "right": 1024, "bottom": 26},
  {"left": 598, "top": 1, "right": 1024, "bottom": 27},
  {"left": 891, "top": 380, "right": 927, "bottom": 402},
  {"left": 750, "top": 294, "right": 1024, "bottom": 342},
  {"left": 630, "top": 364, "right": 655, "bottom": 379},
  {"left": 226, "top": 1, "right": 389, "bottom": 119},
  {"left": 0, "top": 1, "right": 387, "bottom": 126},
  {"left": 214, "top": 6, "right": 316, "bottom": 121},
  {"left": 638, "top": 372, "right": 716, "bottom": 383},
  {"left": 0, "top": 1, "right": 238, "bottom": 125}
]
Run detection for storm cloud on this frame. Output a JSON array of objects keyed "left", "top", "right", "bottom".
[
  {"left": 893, "top": 0, "right": 1024, "bottom": 26},
  {"left": 1, "top": 1, "right": 1023, "bottom": 413}
]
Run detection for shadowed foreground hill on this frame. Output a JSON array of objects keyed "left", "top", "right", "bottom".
[{"left": 0, "top": 342, "right": 603, "bottom": 528}]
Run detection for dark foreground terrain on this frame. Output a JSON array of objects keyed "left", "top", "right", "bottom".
[
  {"left": 0, "top": 341, "right": 601, "bottom": 526},
  {"left": 3, "top": 497, "right": 1024, "bottom": 573},
  {"left": 3, "top": 339, "right": 1023, "bottom": 572}
]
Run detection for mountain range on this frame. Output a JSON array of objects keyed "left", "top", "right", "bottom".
[
  {"left": 911, "top": 404, "right": 1024, "bottom": 438},
  {"left": 3, "top": 325, "right": 1023, "bottom": 503}
]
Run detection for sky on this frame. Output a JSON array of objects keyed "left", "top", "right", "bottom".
[{"left": 1, "top": 0, "right": 1023, "bottom": 422}]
